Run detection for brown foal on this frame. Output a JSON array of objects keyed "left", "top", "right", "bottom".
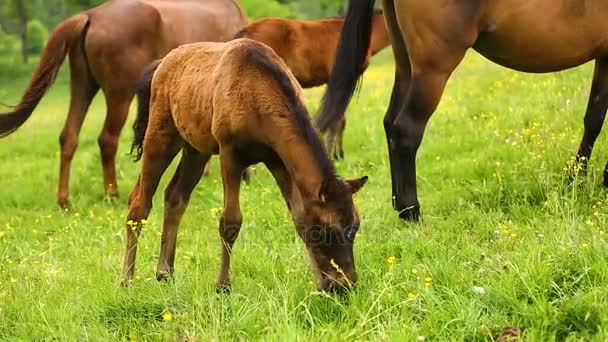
[
  {"left": 236, "top": 10, "right": 390, "bottom": 159},
  {"left": 0, "top": 0, "right": 247, "bottom": 209},
  {"left": 319, "top": 0, "right": 608, "bottom": 221},
  {"left": 123, "top": 39, "right": 367, "bottom": 292}
]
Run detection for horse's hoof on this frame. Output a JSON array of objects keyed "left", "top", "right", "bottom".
[
  {"left": 119, "top": 278, "right": 133, "bottom": 287},
  {"left": 57, "top": 198, "right": 71, "bottom": 211},
  {"left": 242, "top": 169, "right": 251, "bottom": 184},
  {"left": 604, "top": 169, "right": 608, "bottom": 188},
  {"left": 216, "top": 282, "right": 232, "bottom": 294},
  {"left": 156, "top": 271, "right": 173, "bottom": 282},
  {"left": 397, "top": 205, "right": 421, "bottom": 222}
]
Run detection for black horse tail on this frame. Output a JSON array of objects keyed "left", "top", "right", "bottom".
[
  {"left": 131, "top": 60, "right": 162, "bottom": 161},
  {"left": 316, "top": 0, "right": 376, "bottom": 132}
]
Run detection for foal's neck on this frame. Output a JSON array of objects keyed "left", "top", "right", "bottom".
[{"left": 272, "top": 131, "right": 334, "bottom": 201}]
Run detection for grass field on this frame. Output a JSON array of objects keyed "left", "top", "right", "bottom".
[{"left": 1, "top": 49, "right": 608, "bottom": 341}]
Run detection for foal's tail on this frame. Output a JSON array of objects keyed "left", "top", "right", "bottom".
[
  {"left": 0, "top": 14, "right": 90, "bottom": 137},
  {"left": 316, "top": 0, "right": 376, "bottom": 132},
  {"left": 131, "top": 60, "right": 162, "bottom": 162}
]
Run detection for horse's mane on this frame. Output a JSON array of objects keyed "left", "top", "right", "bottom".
[{"left": 245, "top": 44, "right": 336, "bottom": 178}]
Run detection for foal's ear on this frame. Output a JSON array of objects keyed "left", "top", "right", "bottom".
[{"left": 346, "top": 176, "right": 368, "bottom": 194}]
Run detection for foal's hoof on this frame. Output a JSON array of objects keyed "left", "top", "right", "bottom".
[
  {"left": 215, "top": 282, "right": 232, "bottom": 294},
  {"left": 57, "top": 197, "right": 71, "bottom": 211},
  {"left": 397, "top": 205, "right": 421, "bottom": 222},
  {"left": 104, "top": 191, "right": 120, "bottom": 205},
  {"left": 603, "top": 167, "right": 608, "bottom": 188}
]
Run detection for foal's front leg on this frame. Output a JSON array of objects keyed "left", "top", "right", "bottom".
[{"left": 216, "top": 145, "right": 244, "bottom": 292}]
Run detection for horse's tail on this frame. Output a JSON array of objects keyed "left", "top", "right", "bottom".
[
  {"left": 131, "top": 60, "right": 162, "bottom": 162},
  {"left": 316, "top": 0, "right": 376, "bottom": 132},
  {"left": 0, "top": 13, "right": 90, "bottom": 137}
]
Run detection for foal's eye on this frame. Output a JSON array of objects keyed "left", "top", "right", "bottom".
[{"left": 345, "top": 221, "right": 360, "bottom": 241}]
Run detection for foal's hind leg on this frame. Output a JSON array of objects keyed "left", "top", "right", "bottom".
[
  {"left": 216, "top": 145, "right": 245, "bottom": 292},
  {"left": 99, "top": 92, "right": 133, "bottom": 201},
  {"left": 57, "top": 51, "right": 99, "bottom": 209},
  {"left": 156, "top": 145, "right": 210, "bottom": 280},
  {"left": 121, "top": 113, "right": 182, "bottom": 284},
  {"left": 574, "top": 58, "right": 608, "bottom": 177}
]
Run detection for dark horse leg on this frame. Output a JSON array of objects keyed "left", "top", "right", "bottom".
[
  {"left": 156, "top": 145, "right": 210, "bottom": 280},
  {"left": 381, "top": 0, "right": 412, "bottom": 214},
  {"left": 574, "top": 58, "right": 608, "bottom": 180},
  {"left": 216, "top": 144, "right": 245, "bottom": 292},
  {"left": 388, "top": 7, "right": 475, "bottom": 221},
  {"left": 57, "top": 47, "right": 99, "bottom": 209},
  {"left": 121, "top": 111, "right": 182, "bottom": 284}
]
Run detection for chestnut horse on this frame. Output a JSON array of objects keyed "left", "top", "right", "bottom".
[
  {"left": 0, "top": 0, "right": 247, "bottom": 209},
  {"left": 319, "top": 0, "right": 608, "bottom": 221},
  {"left": 235, "top": 10, "right": 390, "bottom": 159},
  {"left": 123, "top": 39, "right": 367, "bottom": 292}
]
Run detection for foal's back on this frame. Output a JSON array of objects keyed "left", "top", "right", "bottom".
[{"left": 150, "top": 38, "right": 303, "bottom": 153}]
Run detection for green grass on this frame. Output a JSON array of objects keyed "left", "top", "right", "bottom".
[{"left": 1, "top": 49, "right": 608, "bottom": 341}]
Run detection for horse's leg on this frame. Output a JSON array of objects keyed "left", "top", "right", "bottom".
[
  {"left": 335, "top": 116, "right": 346, "bottom": 160},
  {"left": 121, "top": 114, "right": 182, "bottom": 284},
  {"left": 575, "top": 58, "right": 608, "bottom": 174},
  {"left": 216, "top": 145, "right": 245, "bottom": 292},
  {"left": 325, "top": 123, "right": 339, "bottom": 159},
  {"left": 156, "top": 145, "right": 210, "bottom": 280},
  {"left": 99, "top": 93, "right": 133, "bottom": 200},
  {"left": 57, "top": 55, "right": 99, "bottom": 209},
  {"left": 381, "top": 0, "right": 412, "bottom": 211}
]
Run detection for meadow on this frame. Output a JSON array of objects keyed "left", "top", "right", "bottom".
[{"left": 1, "top": 48, "right": 607, "bottom": 340}]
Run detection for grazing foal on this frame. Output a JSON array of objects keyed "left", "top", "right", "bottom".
[
  {"left": 236, "top": 10, "right": 390, "bottom": 159},
  {"left": 123, "top": 39, "right": 368, "bottom": 292}
]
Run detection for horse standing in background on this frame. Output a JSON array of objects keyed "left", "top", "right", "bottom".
[
  {"left": 236, "top": 10, "right": 390, "bottom": 159},
  {"left": 123, "top": 39, "right": 367, "bottom": 292},
  {"left": 319, "top": 0, "right": 608, "bottom": 221},
  {"left": 0, "top": 0, "right": 247, "bottom": 209}
]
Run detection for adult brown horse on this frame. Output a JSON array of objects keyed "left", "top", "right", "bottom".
[
  {"left": 236, "top": 10, "right": 390, "bottom": 159},
  {"left": 123, "top": 39, "right": 367, "bottom": 292},
  {"left": 318, "top": 0, "right": 608, "bottom": 221},
  {"left": 0, "top": 0, "right": 247, "bottom": 209}
]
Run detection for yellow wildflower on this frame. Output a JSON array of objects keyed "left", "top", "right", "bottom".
[{"left": 162, "top": 310, "right": 173, "bottom": 321}]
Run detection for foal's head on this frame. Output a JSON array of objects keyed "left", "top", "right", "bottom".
[{"left": 296, "top": 175, "right": 368, "bottom": 293}]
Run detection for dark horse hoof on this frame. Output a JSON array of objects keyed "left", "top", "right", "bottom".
[
  {"left": 604, "top": 163, "right": 608, "bottom": 187},
  {"left": 156, "top": 271, "right": 174, "bottom": 282},
  {"left": 397, "top": 205, "right": 421, "bottom": 222},
  {"left": 216, "top": 282, "right": 232, "bottom": 294}
]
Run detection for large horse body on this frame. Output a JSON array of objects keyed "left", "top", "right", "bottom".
[
  {"left": 0, "top": 0, "right": 247, "bottom": 208},
  {"left": 318, "top": 0, "right": 608, "bottom": 220},
  {"left": 123, "top": 39, "right": 367, "bottom": 292},
  {"left": 236, "top": 12, "right": 390, "bottom": 159}
]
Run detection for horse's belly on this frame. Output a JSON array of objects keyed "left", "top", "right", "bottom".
[
  {"left": 473, "top": 31, "right": 597, "bottom": 73},
  {"left": 474, "top": 0, "right": 607, "bottom": 72}
]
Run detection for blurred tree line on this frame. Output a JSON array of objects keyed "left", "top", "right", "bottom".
[{"left": 0, "top": 0, "right": 348, "bottom": 63}]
